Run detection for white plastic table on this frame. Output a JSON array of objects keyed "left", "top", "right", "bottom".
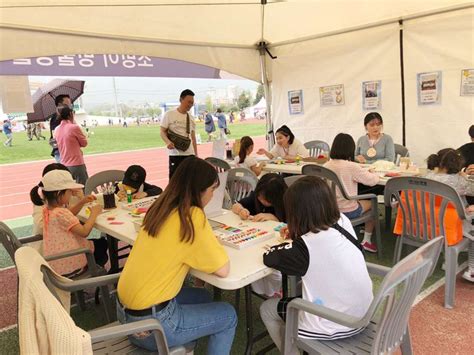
[{"left": 79, "top": 202, "right": 282, "bottom": 354}]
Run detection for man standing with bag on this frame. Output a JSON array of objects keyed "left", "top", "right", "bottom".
[{"left": 160, "top": 89, "right": 198, "bottom": 178}]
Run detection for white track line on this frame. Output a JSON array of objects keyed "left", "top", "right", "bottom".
[{"left": 0, "top": 324, "right": 17, "bottom": 333}]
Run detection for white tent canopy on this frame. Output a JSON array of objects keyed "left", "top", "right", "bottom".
[
  {"left": 1, "top": 1, "right": 473, "bottom": 163},
  {"left": 0, "top": 1, "right": 470, "bottom": 81}
]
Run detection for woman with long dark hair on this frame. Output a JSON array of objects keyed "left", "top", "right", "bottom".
[{"left": 117, "top": 157, "right": 237, "bottom": 354}]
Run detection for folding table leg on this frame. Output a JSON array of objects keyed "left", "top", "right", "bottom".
[
  {"left": 107, "top": 236, "right": 119, "bottom": 274},
  {"left": 244, "top": 285, "right": 254, "bottom": 355}
]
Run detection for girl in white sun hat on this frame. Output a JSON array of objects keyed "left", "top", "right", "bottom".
[{"left": 40, "top": 169, "right": 102, "bottom": 277}]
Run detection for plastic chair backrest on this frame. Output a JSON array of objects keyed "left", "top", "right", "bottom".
[
  {"left": 368, "top": 236, "right": 443, "bottom": 353},
  {"left": 84, "top": 170, "right": 125, "bottom": 195},
  {"left": 385, "top": 177, "right": 467, "bottom": 244},
  {"left": 226, "top": 168, "right": 258, "bottom": 203},
  {"left": 302, "top": 164, "right": 353, "bottom": 200},
  {"left": 284, "top": 175, "right": 303, "bottom": 187},
  {"left": 304, "top": 140, "right": 330, "bottom": 158},
  {"left": 0, "top": 222, "right": 22, "bottom": 263},
  {"left": 205, "top": 157, "right": 231, "bottom": 172},
  {"left": 394, "top": 144, "right": 409, "bottom": 158}
]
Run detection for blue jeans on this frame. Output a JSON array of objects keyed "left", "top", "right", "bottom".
[
  {"left": 343, "top": 202, "right": 363, "bottom": 219},
  {"left": 116, "top": 287, "right": 237, "bottom": 354}
]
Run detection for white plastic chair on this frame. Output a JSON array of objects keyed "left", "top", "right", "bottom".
[
  {"left": 384, "top": 176, "right": 471, "bottom": 308},
  {"left": 284, "top": 236, "right": 444, "bottom": 355},
  {"left": 15, "top": 246, "right": 189, "bottom": 355},
  {"left": 304, "top": 140, "right": 330, "bottom": 158}
]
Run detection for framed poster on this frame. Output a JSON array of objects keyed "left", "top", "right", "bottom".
[
  {"left": 460, "top": 69, "right": 474, "bottom": 96},
  {"left": 320, "top": 84, "right": 344, "bottom": 106},
  {"left": 417, "top": 71, "right": 442, "bottom": 105},
  {"left": 362, "top": 80, "right": 381, "bottom": 110},
  {"left": 288, "top": 90, "right": 304, "bottom": 115}
]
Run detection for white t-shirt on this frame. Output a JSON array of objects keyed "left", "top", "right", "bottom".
[
  {"left": 161, "top": 109, "right": 196, "bottom": 156},
  {"left": 299, "top": 214, "right": 373, "bottom": 338},
  {"left": 234, "top": 155, "right": 258, "bottom": 170},
  {"left": 270, "top": 138, "right": 308, "bottom": 158}
]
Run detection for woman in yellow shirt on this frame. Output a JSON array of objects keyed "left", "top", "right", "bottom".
[{"left": 117, "top": 157, "right": 237, "bottom": 354}]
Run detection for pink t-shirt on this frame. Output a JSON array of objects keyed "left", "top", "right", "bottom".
[
  {"left": 324, "top": 159, "right": 379, "bottom": 212},
  {"left": 42, "top": 207, "right": 94, "bottom": 275},
  {"left": 54, "top": 120, "right": 88, "bottom": 166}
]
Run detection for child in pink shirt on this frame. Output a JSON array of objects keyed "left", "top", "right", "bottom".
[
  {"left": 40, "top": 170, "right": 102, "bottom": 276},
  {"left": 324, "top": 133, "right": 380, "bottom": 253}
]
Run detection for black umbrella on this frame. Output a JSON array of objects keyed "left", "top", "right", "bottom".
[{"left": 27, "top": 79, "right": 85, "bottom": 123}]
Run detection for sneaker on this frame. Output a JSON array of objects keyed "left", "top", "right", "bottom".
[
  {"left": 462, "top": 270, "right": 474, "bottom": 282},
  {"left": 362, "top": 241, "right": 378, "bottom": 253}
]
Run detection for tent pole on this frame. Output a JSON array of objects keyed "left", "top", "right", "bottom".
[
  {"left": 258, "top": 42, "right": 274, "bottom": 150},
  {"left": 399, "top": 20, "right": 406, "bottom": 146}
]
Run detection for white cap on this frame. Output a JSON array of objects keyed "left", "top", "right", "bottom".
[{"left": 41, "top": 170, "right": 84, "bottom": 191}]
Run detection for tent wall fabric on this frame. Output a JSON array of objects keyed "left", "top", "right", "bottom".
[
  {"left": 270, "top": 24, "right": 403, "bottom": 154},
  {"left": 403, "top": 8, "right": 474, "bottom": 164}
]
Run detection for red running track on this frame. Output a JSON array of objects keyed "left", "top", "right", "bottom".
[{"left": 0, "top": 136, "right": 267, "bottom": 220}]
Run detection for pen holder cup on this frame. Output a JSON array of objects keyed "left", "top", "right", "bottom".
[{"left": 103, "top": 193, "right": 117, "bottom": 209}]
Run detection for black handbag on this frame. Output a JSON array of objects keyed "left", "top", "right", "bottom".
[{"left": 167, "top": 113, "right": 191, "bottom": 151}]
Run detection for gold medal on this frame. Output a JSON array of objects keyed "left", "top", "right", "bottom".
[{"left": 367, "top": 147, "right": 377, "bottom": 158}]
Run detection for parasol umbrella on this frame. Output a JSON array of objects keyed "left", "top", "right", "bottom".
[{"left": 26, "top": 79, "right": 85, "bottom": 123}]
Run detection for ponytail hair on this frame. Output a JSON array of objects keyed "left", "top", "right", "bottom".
[
  {"left": 59, "top": 106, "right": 74, "bottom": 121},
  {"left": 238, "top": 136, "right": 254, "bottom": 164},
  {"left": 439, "top": 149, "right": 464, "bottom": 174},
  {"left": 30, "top": 163, "right": 69, "bottom": 206},
  {"left": 426, "top": 148, "right": 464, "bottom": 174}
]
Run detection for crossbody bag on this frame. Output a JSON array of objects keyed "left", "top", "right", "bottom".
[
  {"left": 167, "top": 113, "right": 191, "bottom": 151},
  {"left": 332, "top": 223, "right": 365, "bottom": 256}
]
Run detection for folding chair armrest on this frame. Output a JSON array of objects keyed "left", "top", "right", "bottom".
[
  {"left": 44, "top": 247, "right": 92, "bottom": 262},
  {"left": 349, "top": 193, "right": 377, "bottom": 201},
  {"left": 286, "top": 298, "right": 366, "bottom": 329},
  {"left": 19, "top": 234, "right": 43, "bottom": 244},
  {"left": 366, "top": 262, "right": 391, "bottom": 277},
  {"left": 48, "top": 272, "right": 121, "bottom": 292},
  {"left": 89, "top": 318, "right": 164, "bottom": 343}
]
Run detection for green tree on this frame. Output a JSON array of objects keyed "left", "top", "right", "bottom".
[
  {"left": 254, "top": 84, "right": 265, "bottom": 104},
  {"left": 237, "top": 91, "right": 251, "bottom": 110},
  {"left": 205, "top": 96, "right": 214, "bottom": 112}
]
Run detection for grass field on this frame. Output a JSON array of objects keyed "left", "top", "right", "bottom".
[{"left": 0, "top": 122, "right": 266, "bottom": 164}]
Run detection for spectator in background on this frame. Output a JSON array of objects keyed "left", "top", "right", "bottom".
[
  {"left": 3, "top": 119, "right": 13, "bottom": 147},
  {"left": 34, "top": 122, "right": 46, "bottom": 140},
  {"left": 28, "top": 122, "right": 39, "bottom": 140},
  {"left": 216, "top": 108, "right": 228, "bottom": 140},
  {"left": 26, "top": 122, "right": 33, "bottom": 140},
  {"left": 50, "top": 94, "right": 72, "bottom": 163},
  {"left": 204, "top": 110, "right": 216, "bottom": 142},
  {"left": 458, "top": 125, "right": 474, "bottom": 169},
  {"left": 54, "top": 106, "right": 89, "bottom": 185},
  {"left": 160, "top": 89, "right": 198, "bottom": 178},
  {"left": 229, "top": 111, "right": 235, "bottom": 124}
]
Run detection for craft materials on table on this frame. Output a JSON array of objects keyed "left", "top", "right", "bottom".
[
  {"left": 213, "top": 224, "right": 274, "bottom": 249},
  {"left": 122, "top": 197, "right": 158, "bottom": 211},
  {"left": 273, "top": 222, "right": 287, "bottom": 232}
]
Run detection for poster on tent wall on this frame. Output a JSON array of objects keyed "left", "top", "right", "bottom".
[
  {"left": 319, "top": 84, "right": 345, "bottom": 106},
  {"left": 288, "top": 90, "right": 304, "bottom": 115},
  {"left": 362, "top": 81, "right": 381, "bottom": 110},
  {"left": 460, "top": 69, "right": 474, "bottom": 96},
  {"left": 417, "top": 71, "right": 442, "bottom": 105}
]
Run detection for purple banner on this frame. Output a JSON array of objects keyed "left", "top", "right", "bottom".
[{"left": 0, "top": 54, "right": 221, "bottom": 78}]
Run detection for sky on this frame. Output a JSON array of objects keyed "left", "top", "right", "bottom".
[{"left": 29, "top": 76, "right": 259, "bottom": 110}]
